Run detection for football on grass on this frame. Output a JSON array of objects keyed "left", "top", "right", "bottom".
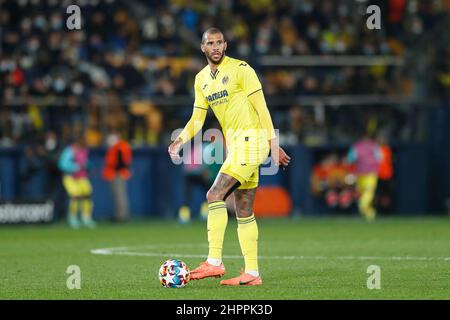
[{"left": 158, "top": 259, "right": 190, "bottom": 288}]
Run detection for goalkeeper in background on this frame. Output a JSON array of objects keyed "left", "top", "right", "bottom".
[{"left": 168, "top": 28, "right": 290, "bottom": 286}]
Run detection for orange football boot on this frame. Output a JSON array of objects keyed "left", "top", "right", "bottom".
[
  {"left": 220, "top": 272, "right": 262, "bottom": 286},
  {"left": 190, "top": 261, "right": 226, "bottom": 280}
]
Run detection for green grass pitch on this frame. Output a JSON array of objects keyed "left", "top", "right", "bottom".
[{"left": 1, "top": 216, "right": 449, "bottom": 299}]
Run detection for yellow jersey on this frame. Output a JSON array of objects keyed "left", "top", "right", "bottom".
[{"left": 193, "top": 56, "right": 266, "bottom": 144}]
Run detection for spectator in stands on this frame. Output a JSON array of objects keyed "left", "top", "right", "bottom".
[
  {"left": 0, "top": 0, "right": 448, "bottom": 149},
  {"left": 129, "top": 101, "right": 163, "bottom": 146}
]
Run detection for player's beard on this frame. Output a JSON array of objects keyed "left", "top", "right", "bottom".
[{"left": 206, "top": 50, "right": 225, "bottom": 65}]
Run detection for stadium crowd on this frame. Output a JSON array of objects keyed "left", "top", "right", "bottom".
[{"left": 0, "top": 0, "right": 449, "bottom": 149}]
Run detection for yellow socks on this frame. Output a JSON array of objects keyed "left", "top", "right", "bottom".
[
  {"left": 69, "top": 198, "right": 92, "bottom": 219},
  {"left": 81, "top": 198, "right": 93, "bottom": 220},
  {"left": 67, "top": 197, "right": 94, "bottom": 229},
  {"left": 237, "top": 214, "right": 259, "bottom": 276},
  {"left": 205, "top": 202, "right": 259, "bottom": 276},
  {"left": 207, "top": 201, "right": 228, "bottom": 262},
  {"left": 69, "top": 199, "right": 79, "bottom": 217}
]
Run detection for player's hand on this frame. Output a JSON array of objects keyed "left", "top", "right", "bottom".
[
  {"left": 168, "top": 137, "right": 183, "bottom": 161},
  {"left": 277, "top": 146, "right": 291, "bottom": 167},
  {"left": 270, "top": 140, "right": 291, "bottom": 168}
]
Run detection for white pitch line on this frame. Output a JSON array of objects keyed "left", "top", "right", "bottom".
[{"left": 90, "top": 246, "right": 450, "bottom": 262}]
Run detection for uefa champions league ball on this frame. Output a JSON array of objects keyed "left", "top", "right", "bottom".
[{"left": 158, "top": 259, "right": 190, "bottom": 288}]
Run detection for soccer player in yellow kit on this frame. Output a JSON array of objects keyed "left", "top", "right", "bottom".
[{"left": 168, "top": 28, "right": 290, "bottom": 286}]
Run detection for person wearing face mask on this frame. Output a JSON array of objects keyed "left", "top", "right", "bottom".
[
  {"left": 52, "top": 75, "right": 67, "bottom": 94},
  {"left": 102, "top": 132, "right": 132, "bottom": 222}
]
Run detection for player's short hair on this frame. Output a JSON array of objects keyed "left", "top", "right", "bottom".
[{"left": 201, "top": 27, "right": 225, "bottom": 44}]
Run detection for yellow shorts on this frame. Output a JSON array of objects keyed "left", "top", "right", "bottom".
[
  {"left": 63, "top": 175, "right": 92, "bottom": 198},
  {"left": 356, "top": 173, "right": 378, "bottom": 193},
  {"left": 220, "top": 135, "right": 270, "bottom": 189}
]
